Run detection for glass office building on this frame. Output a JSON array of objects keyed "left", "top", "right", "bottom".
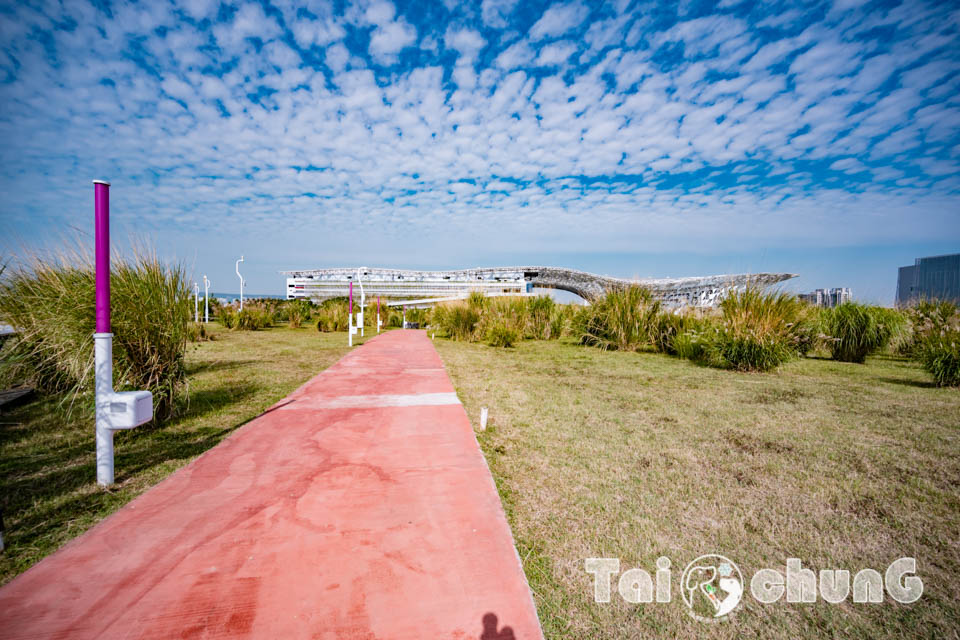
[{"left": 896, "top": 253, "right": 960, "bottom": 305}]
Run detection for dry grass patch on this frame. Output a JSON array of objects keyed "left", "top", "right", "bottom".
[{"left": 436, "top": 339, "right": 960, "bottom": 639}]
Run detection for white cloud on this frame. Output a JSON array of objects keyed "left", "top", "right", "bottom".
[
  {"left": 213, "top": 3, "right": 282, "bottom": 52},
  {"left": 291, "top": 17, "right": 345, "bottom": 49},
  {"left": 369, "top": 17, "right": 418, "bottom": 64},
  {"left": 445, "top": 28, "right": 486, "bottom": 63},
  {"left": 529, "top": 2, "right": 590, "bottom": 41},
  {"left": 494, "top": 39, "right": 534, "bottom": 69},
  {"left": 535, "top": 41, "right": 577, "bottom": 67},
  {"left": 481, "top": 0, "right": 521, "bottom": 28}
]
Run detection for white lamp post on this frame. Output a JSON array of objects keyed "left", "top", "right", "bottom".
[
  {"left": 236, "top": 255, "right": 245, "bottom": 310},
  {"left": 356, "top": 268, "right": 365, "bottom": 337},
  {"left": 203, "top": 275, "right": 210, "bottom": 323},
  {"left": 193, "top": 281, "right": 199, "bottom": 322}
]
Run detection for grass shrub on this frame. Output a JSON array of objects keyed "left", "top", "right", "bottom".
[
  {"left": 651, "top": 310, "right": 690, "bottom": 354},
  {"left": 477, "top": 297, "right": 527, "bottom": 347},
  {"left": 526, "top": 295, "right": 556, "bottom": 339},
  {"left": 236, "top": 304, "right": 274, "bottom": 330},
  {"left": 434, "top": 303, "right": 479, "bottom": 340},
  {"left": 548, "top": 304, "right": 573, "bottom": 339},
  {"left": 363, "top": 301, "right": 383, "bottom": 329},
  {"left": 673, "top": 328, "right": 709, "bottom": 361},
  {"left": 575, "top": 286, "right": 661, "bottom": 351},
  {"left": 705, "top": 288, "right": 807, "bottom": 371},
  {"left": 0, "top": 244, "right": 189, "bottom": 420},
  {"left": 919, "top": 326, "right": 960, "bottom": 387},
  {"left": 897, "top": 300, "right": 959, "bottom": 356},
  {"left": 219, "top": 306, "right": 237, "bottom": 329},
  {"left": 186, "top": 322, "right": 213, "bottom": 342},
  {"left": 467, "top": 290, "right": 487, "bottom": 311},
  {"left": 287, "top": 299, "right": 312, "bottom": 328},
  {"left": 485, "top": 321, "right": 520, "bottom": 347},
  {"left": 668, "top": 289, "right": 808, "bottom": 372},
  {"left": 387, "top": 308, "right": 404, "bottom": 328},
  {"left": 820, "top": 302, "right": 904, "bottom": 363},
  {"left": 406, "top": 307, "right": 431, "bottom": 326},
  {"left": 316, "top": 299, "right": 349, "bottom": 332}
]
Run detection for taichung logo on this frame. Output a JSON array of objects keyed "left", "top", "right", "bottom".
[
  {"left": 681, "top": 554, "right": 744, "bottom": 622},
  {"left": 586, "top": 555, "right": 923, "bottom": 623}
]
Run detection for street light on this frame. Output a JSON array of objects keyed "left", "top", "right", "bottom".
[
  {"left": 236, "top": 255, "right": 245, "bottom": 311},
  {"left": 356, "top": 268, "right": 365, "bottom": 337},
  {"left": 203, "top": 275, "right": 210, "bottom": 323}
]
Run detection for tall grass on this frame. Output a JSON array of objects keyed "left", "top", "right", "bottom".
[
  {"left": 237, "top": 304, "right": 275, "bottom": 330},
  {"left": 574, "top": 286, "right": 661, "bottom": 351},
  {"left": 433, "top": 294, "right": 564, "bottom": 347},
  {"left": 820, "top": 302, "right": 904, "bottom": 364},
  {"left": 896, "top": 299, "right": 958, "bottom": 356},
  {"left": 0, "top": 243, "right": 189, "bottom": 420},
  {"left": 433, "top": 302, "right": 479, "bottom": 340},
  {"left": 526, "top": 295, "right": 556, "bottom": 340},
  {"left": 918, "top": 327, "right": 960, "bottom": 387},
  {"left": 476, "top": 297, "right": 527, "bottom": 347},
  {"left": 315, "top": 299, "right": 349, "bottom": 332},
  {"left": 671, "top": 289, "right": 811, "bottom": 372},
  {"left": 898, "top": 300, "right": 960, "bottom": 387},
  {"left": 287, "top": 299, "right": 312, "bottom": 328}
]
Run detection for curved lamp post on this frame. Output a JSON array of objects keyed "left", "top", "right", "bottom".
[
  {"left": 203, "top": 275, "right": 210, "bottom": 323},
  {"left": 93, "top": 180, "right": 153, "bottom": 486},
  {"left": 348, "top": 281, "right": 356, "bottom": 347},
  {"left": 356, "top": 268, "right": 365, "bottom": 337},
  {"left": 235, "top": 255, "right": 245, "bottom": 310}
]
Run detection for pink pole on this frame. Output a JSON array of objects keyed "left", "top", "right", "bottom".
[
  {"left": 349, "top": 281, "right": 353, "bottom": 315},
  {"left": 94, "top": 180, "right": 111, "bottom": 333}
]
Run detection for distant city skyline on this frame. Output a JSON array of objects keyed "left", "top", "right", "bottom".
[{"left": 1, "top": 0, "right": 958, "bottom": 305}]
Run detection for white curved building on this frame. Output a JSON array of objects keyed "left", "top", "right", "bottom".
[{"left": 281, "top": 266, "right": 796, "bottom": 308}]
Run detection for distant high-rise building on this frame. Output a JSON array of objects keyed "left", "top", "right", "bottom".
[
  {"left": 896, "top": 253, "right": 960, "bottom": 306},
  {"left": 798, "top": 287, "right": 852, "bottom": 307}
]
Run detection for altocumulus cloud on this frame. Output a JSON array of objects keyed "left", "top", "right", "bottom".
[{"left": 0, "top": 0, "right": 958, "bottom": 259}]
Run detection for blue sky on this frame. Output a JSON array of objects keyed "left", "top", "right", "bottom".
[{"left": 1, "top": 0, "right": 958, "bottom": 302}]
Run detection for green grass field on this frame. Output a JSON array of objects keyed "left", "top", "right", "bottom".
[
  {"left": 0, "top": 324, "right": 360, "bottom": 585},
  {"left": 436, "top": 338, "right": 960, "bottom": 639}
]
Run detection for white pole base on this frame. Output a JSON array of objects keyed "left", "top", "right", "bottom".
[{"left": 94, "top": 333, "right": 153, "bottom": 486}]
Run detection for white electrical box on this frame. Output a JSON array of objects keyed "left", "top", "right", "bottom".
[{"left": 102, "top": 390, "right": 153, "bottom": 429}]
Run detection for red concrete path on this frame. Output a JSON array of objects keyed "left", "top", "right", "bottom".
[{"left": 0, "top": 330, "right": 543, "bottom": 639}]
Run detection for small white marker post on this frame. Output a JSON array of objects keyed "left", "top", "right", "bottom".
[
  {"left": 203, "top": 275, "right": 210, "bottom": 323},
  {"left": 236, "top": 255, "right": 245, "bottom": 311},
  {"left": 377, "top": 296, "right": 382, "bottom": 333},
  {"left": 193, "top": 281, "right": 199, "bottom": 322},
  {"left": 93, "top": 180, "right": 153, "bottom": 487},
  {"left": 480, "top": 407, "right": 489, "bottom": 431}
]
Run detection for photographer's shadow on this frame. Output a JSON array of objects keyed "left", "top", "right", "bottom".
[{"left": 480, "top": 612, "right": 515, "bottom": 640}]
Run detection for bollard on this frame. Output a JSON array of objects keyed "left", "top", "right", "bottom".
[
  {"left": 93, "top": 180, "right": 153, "bottom": 486},
  {"left": 377, "top": 296, "right": 382, "bottom": 333},
  {"left": 480, "top": 407, "right": 489, "bottom": 431}
]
